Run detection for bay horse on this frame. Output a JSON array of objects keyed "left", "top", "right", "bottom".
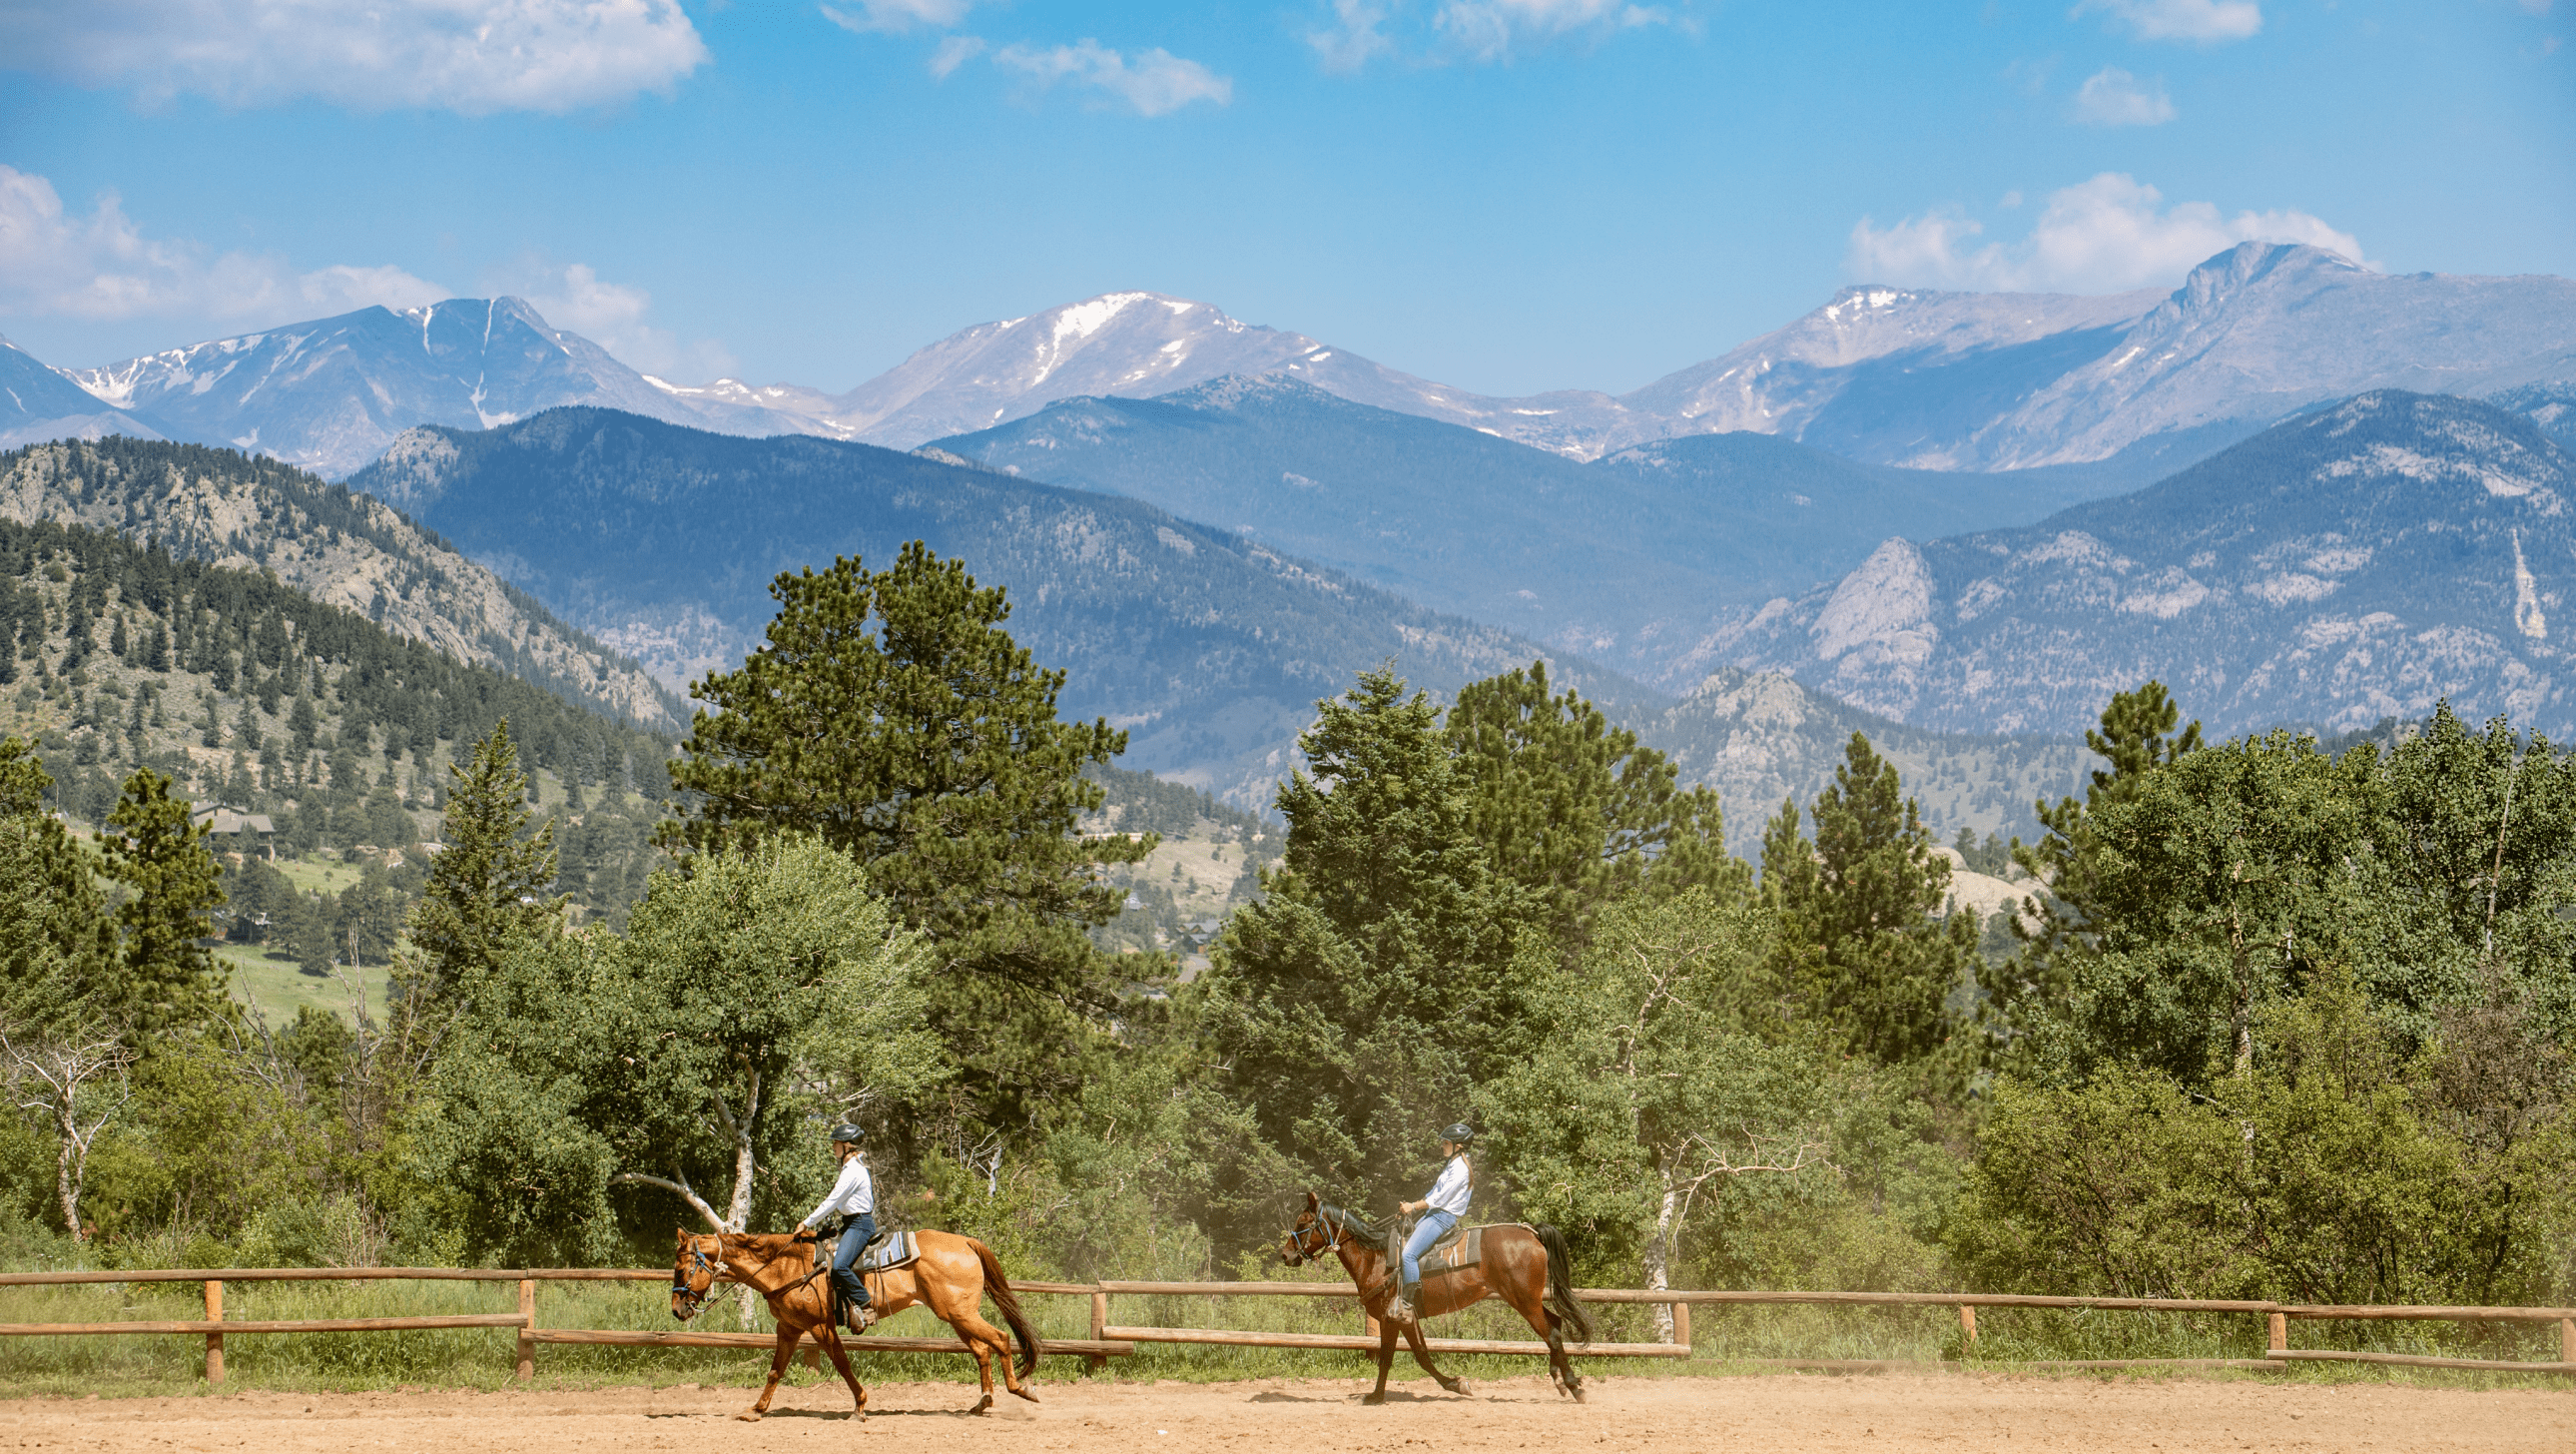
[
  {"left": 1279, "top": 1190, "right": 1592, "bottom": 1404},
  {"left": 670, "top": 1227, "right": 1041, "bottom": 1421}
]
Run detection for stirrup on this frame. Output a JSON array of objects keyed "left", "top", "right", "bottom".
[
  {"left": 1385, "top": 1294, "right": 1416, "bottom": 1324},
  {"left": 847, "top": 1304, "right": 879, "bottom": 1332}
]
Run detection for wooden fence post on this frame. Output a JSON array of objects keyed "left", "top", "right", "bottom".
[
  {"left": 1960, "top": 1302, "right": 1978, "bottom": 1346},
  {"left": 1087, "top": 1290, "right": 1109, "bottom": 1375},
  {"left": 516, "top": 1279, "right": 535, "bottom": 1382},
  {"left": 204, "top": 1279, "right": 224, "bottom": 1385},
  {"left": 1670, "top": 1301, "right": 1690, "bottom": 1354},
  {"left": 2267, "top": 1311, "right": 2287, "bottom": 1355},
  {"left": 2561, "top": 1317, "right": 2573, "bottom": 1366}
]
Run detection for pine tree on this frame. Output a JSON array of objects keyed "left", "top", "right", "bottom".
[
  {"left": 658, "top": 543, "right": 1142, "bottom": 1124},
  {"left": 1761, "top": 732, "right": 1974, "bottom": 1066},
  {"left": 101, "top": 768, "right": 228, "bottom": 1040},
  {"left": 2003, "top": 681, "right": 2205, "bottom": 1040},
  {"left": 1445, "top": 659, "right": 1740, "bottom": 949},
  {"left": 1207, "top": 666, "right": 1529, "bottom": 1192},
  {"left": 406, "top": 721, "right": 560, "bottom": 1000}
]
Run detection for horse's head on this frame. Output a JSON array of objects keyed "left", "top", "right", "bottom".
[
  {"left": 1280, "top": 1190, "right": 1338, "bottom": 1267},
  {"left": 670, "top": 1228, "right": 727, "bottom": 1321}
]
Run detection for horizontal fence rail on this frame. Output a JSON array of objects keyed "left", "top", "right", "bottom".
[{"left": 1, "top": 1266, "right": 2568, "bottom": 1383}]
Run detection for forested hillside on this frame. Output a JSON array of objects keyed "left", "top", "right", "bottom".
[
  {"left": 0, "top": 513, "right": 675, "bottom": 1023},
  {"left": 0, "top": 438, "right": 682, "bottom": 732}
]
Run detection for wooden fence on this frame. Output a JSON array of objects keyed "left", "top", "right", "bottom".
[{"left": 2, "top": 1266, "right": 2570, "bottom": 1383}]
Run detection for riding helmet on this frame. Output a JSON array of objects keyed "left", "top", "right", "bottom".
[
  {"left": 1442, "top": 1122, "right": 1475, "bottom": 1145},
  {"left": 828, "top": 1122, "right": 864, "bottom": 1143}
]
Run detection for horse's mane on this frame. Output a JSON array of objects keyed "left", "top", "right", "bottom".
[{"left": 1316, "top": 1202, "right": 1379, "bottom": 1239}]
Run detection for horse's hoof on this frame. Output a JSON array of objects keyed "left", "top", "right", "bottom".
[
  {"left": 1450, "top": 1380, "right": 1472, "bottom": 1397},
  {"left": 1010, "top": 1386, "right": 1041, "bottom": 1404},
  {"left": 972, "top": 1394, "right": 993, "bottom": 1415},
  {"left": 735, "top": 1411, "right": 765, "bottom": 1422},
  {"left": 1361, "top": 1393, "right": 1386, "bottom": 1407},
  {"left": 1572, "top": 1387, "right": 1588, "bottom": 1405}
]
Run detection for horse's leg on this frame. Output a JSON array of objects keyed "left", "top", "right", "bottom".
[
  {"left": 737, "top": 1323, "right": 800, "bottom": 1421},
  {"left": 1398, "top": 1288, "right": 1469, "bottom": 1397},
  {"left": 1362, "top": 1318, "right": 1399, "bottom": 1405},
  {"left": 924, "top": 1248, "right": 1040, "bottom": 1409},
  {"left": 817, "top": 1324, "right": 869, "bottom": 1418},
  {"left": 1499, "top": 1244, "right": 1583, "bottom": 1403}
]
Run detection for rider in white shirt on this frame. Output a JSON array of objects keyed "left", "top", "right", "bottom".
[
  {"left": 797, "top": 1122, "right": 878, "bottom": 1330},
  {"left": 1391, "top": 1122, "right": 1475, "bottom": 1321}
]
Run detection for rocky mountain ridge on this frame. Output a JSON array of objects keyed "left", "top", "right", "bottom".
[
  {"left": 1714, "top": 391, "right": 2576, "bottom": 739},
  {"left": 0, "top": 437, "right": 682, "bottom": 731}
]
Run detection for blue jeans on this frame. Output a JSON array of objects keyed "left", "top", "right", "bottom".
[
  {"left": 1401, "top": 1210, "right": 1458, "bottom": 1289},
  {"left": 830, "top": 1212, "right": 876, "bottom": 1311}
]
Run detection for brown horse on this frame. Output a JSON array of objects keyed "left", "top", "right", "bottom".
[
  {"left": 670, "top": 1227, "right": 1041, "bottom": 1421},
  {"left": 1280, "top": 1191, "right": 1592, "bottom": 1405}
]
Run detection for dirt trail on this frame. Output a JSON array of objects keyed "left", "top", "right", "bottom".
[{"left": 6, "top": 1373, "right": 2566, "bottom": 1453}]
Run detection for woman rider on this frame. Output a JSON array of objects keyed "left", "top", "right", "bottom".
[
  {"left": 797, "top": 1122, "right": 879, "bottom": 1331},
  {"left": 1390, "top": 1122, "right": 1475, "bottom": 1322}
]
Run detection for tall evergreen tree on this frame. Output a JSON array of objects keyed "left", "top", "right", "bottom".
[
  {"left": 0, "top": 739, "right": 117, "bottom": 1031},
  {"left": 2003, "top": 681, "right": 2207, "bottom": 1044},
  {"left": 1206, "top": 666, "right": 1530, "bottom": 1197},
  {"left": 1444, "top": 659, "right": 1741, "bottom": 949},
  {"left": 658, "top": 543, "right": 1144, "bottom": 1126},
  {"left": 408, "top": 721, "right": 560, "bottom": 1000},
  {"left": 1761, "top": 732, "right": 1974, "bottom": 1066},
  {"left": 101, "top": 768, "right": 227, "bottom": 1040}
]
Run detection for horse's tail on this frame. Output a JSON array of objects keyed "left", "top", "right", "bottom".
[
  {"left": 1534, "top": 1223, "right": 1593, "bottom": 1344},
  {"left": 971, "top": 1237, "right": 1041, "bottom": 1380}
]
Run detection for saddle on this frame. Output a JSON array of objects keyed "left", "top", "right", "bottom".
[{"left": 1413, "top": 1223, "right": 1523, "bottom": 1279}]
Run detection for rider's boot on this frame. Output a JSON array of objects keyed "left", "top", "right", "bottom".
[{"left": 847, "top": 1301, "right": 879, "bottom": 1333}]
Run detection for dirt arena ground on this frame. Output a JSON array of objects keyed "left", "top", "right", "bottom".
[{"left": 5, "top": 1373, "right": 2567, "bottom": 1453}]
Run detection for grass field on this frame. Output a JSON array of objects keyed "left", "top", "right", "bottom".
[{"left": 212, "top": 943, "right": 390, "bottom": 1026}]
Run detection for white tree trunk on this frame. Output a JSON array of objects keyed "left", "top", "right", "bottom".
[{"left": 1643, "top": 1162, "right": 1679, "bottom": 1343}]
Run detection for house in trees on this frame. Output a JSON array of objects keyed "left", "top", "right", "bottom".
[{"left": 191, "top": 804, "right": 277, "bottom": 861}]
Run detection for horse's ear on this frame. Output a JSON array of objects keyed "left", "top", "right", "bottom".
[{"left": 1304, "top": 1190, "right": 1320, "bottom": 1210}]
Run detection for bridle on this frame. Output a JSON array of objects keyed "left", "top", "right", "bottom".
[
  {"left": 1280, "top": 1204, "right": 1355, "bottom": 1267},
  {"left": 671, "top": 1236, "right": 730, "bottom": 1318}
]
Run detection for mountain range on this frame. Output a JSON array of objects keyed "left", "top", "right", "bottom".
[
  {"left": 343, "top": 407, "right": 1672, "bottom": 805},
  {"left": 0, "top": 437, "right": 681, "bottom": 732},
  {"left": 14, "top": 244, "right": 2573, "bottom": 483},
  {"left": 928, "top": 374, "right": 2228, "bottom": 690},
  {"left": 1718, "top": 391, "right": 2576, "bottom": 739}
]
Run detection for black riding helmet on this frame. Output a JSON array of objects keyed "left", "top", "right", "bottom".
[
  {"left": 828, "top": 1122, "right": 864, "bottom": 1143},
  {"left": 1441, "top": 1122, "right": 1475, "bottom": 1145}
]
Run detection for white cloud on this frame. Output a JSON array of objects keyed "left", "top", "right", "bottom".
[
  {"left": 1309, "top": 0, "right": 1397, "bottom": 72},
  {"left": 2074, "top": 0, "right": 2261, "bottom": 44},
  {"left": 1847, "top": 173, "right": 2372, "bottom": 295},
  {"left": 820, "top": 0, "right": 976, "bottom": 35},
  {"left": 1, "top": 0, "right": 707, "bottom": 114},
  {"left": 928, "top": 34, "right": 988, "bottom": 79},
  {"left": 481, "top": 255, "right": 733, "bottom": 379},
  {"left": 990, "top": 39, "right": 1233, "bottom": 116},
  {"left": 2071, "top": 66, "right": 2176, "bottom": 125},
  {"left": 0, "top": 165, "right": 446, "bottom": 324},
  {"left": 1306, "top": 0, "right": 1668, "bottom": 69},
  {"left": 1436, "top": 0, "right": 1668, "bottom": 62}
]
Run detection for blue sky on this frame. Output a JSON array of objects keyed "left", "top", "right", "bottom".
[{"left": 1, "top": 1, "right": 2568, "bottom": 396}]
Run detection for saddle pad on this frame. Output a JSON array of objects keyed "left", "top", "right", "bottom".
[
  {"left": 1422, "top": 1223, "right": 1526, "bottom": 1278},
  {"left": 856, "top": 1229, "right": 919, "bottom": 1274},
  {"left": 822, "top": 1228, "right": 920, "bottom": 1274}
]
